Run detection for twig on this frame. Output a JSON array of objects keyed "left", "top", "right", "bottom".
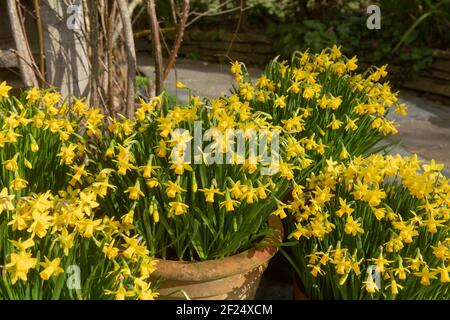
[
  {"left": 107, "top": 1, "right": 117, "bottom": 116},
  {"left": 189, "top": 0, "right": 232, "bottom": 16},
  {"left": 186, "top": 5, "right": 250, "bottom": 28},
  {"left": 133, "top": 27, "right": 176, "bottom": 39},
  {"left": 159, "top": 25, "right": 173, "bottom": 56},
  {"left": 112, "top": 0, "right": 143, "bottom": 47},
  {"left": 132, "top": 3, "right": 146, "bottom": 26},
  {"left": 17, "top": 0, "right": 42, "bottom": 81},
  {"left": 159, "top": 27, "right": 179, "bottom": 103},
  {"left": 32, "top": 0, "right": 45, "bottom": 85},
  {"left": 225, "top": 0, "right": 244, "bottom": 59},
  {"left": 11, "top": 49, "right": 49, "bottom": 86},
  {"left": 97, "top": 0, "right": 108, "bottom": 109},
  {"left": 163, "top": 0, "right": 189, "bottom": 81},
  {"left": 170, "top": 0, "right": 178, "bottom": 24},
  {"left": 117, "top": 0, "right": 137, "bottom": 118},
  {"left": 148, "top": 0, "right": 164, "bottom": 95},
  {"left": 7, "top": 0, "right": 38, "bottom": 87},
  {"left": 128, "top": 0, "right": 143, "bottom": 16}
]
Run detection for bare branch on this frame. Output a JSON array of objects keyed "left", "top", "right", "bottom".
[
  {"left": 169, "top": 0, "right": 178, "bottom": 24},
  {"left": 133, "top": 27, "right": 176, "bottom": 39},
  {"left": 189, "top": 0, "right": 232, "bottom": 16},
  {"left": 89, "top": 0, "right": 100, "bottom": 107},
  {"left": 186, "top": 5, "right": 249, "bottom": 28},
  {"left": 117, "top": 0, "right": 137, "bottom": 118},
  {"left": 32, "top": 0, "right": 46, "bottom": 85},
  {"left": 128, "top": 0, "right": 143, "bottom": 15},
  {"left": 107, "top": 1, "right": 117, "bottom": 116},
  {"left": 132, "top": 3, "right": 146, "bottom": 25},
  {"left": 112, "top": 0, "right": 143, "bottom": 46},
  {"left": 225, "top": 0, "right": 244, "bottom": 59},
  {"left": 163, "top": 0, "right": 189, "bottom": 81},
  {"left": 148, "top": 0, "right": 164, "bottom": 96},
  {"left": 11, "top": 49, "right": 49, "bottom": 86}
]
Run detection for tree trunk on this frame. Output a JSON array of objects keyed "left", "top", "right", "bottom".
[
  {"left": 6, "top": 0, "right": 38, "bottom": 88},
  {"left": 117, "top": 0, "right": 137, "bottom": 118}
]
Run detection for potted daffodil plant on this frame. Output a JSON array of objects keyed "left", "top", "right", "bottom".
[
  {"left": 285, "top": 154, "right": 450, "bottom": 299},
  {"left": 91, "top": 91, "right": 302, "bottom": 299}
]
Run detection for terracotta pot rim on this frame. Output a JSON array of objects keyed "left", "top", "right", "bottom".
[{"left": 152, "top": 215, "right": 283, "bottom": 282}]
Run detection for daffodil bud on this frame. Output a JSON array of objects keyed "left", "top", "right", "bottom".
[
  {"left": 148, "top": 203, "right": 154, "bottom": 215},
  {"left": 105, "top": 143, "right": 115, "bottom": 158},
  {"left": 24, "top": 158, "right": 33, "bottom": 169},
  {"left": 152, "top": 204, "right": 160, "bottom": 223},
  {"left": 192, "top": 172, "right": 198, "bottom": 193},
  {"left": 340, "top": 146, "right": 349, "bottom": 160},
  {"left": 339, "top": 272, "right": 349, "bottom": 285}
]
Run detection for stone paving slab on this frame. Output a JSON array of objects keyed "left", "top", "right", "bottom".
[
  {"left": 138, "top": 55, "right": 260, "bottom": 101},
  {"left": 388, "top": 91, "right": 450, "bottom": 175}
]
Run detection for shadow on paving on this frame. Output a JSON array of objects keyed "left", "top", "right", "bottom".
[{"left": 255, "top": 252, "right": 293, "bottom": 300}]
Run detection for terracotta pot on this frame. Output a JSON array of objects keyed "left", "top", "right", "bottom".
[
  {"left": 151, "top": 215, "right": 283, "bottom": 300},
  {"left": 292, "top": 274, "right": 309, "bottom": 300}
]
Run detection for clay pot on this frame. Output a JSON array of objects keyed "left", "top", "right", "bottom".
[
  {"left": 151, "top": 215, "right": 283, "bottom": 300},
  {"left": 292, "top": 274, "right": 309, "bottom": 300}
]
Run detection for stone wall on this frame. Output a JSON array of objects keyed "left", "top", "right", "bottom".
[
  {"left": 136, "top": 29, "right": 275, "bottom": 67},
  {"left": 401, "top": 50, "right": 450, "bottom": 102}
]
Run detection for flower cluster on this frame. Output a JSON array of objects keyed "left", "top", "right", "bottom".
[
  {"left": 228, "top": 45, "right": 405, "bottom": 170},
  {"left": 287, "top": 154, "right": 450, "bottom": 299},
  {"left": 0, "top": 86, "right": 158, "bottom": 300},
  {"left": 93, "top": 93, "right": 300, "bottom": 261},
  {"left": 0, "top": 44, "right": 446, "bottom": 300}
]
